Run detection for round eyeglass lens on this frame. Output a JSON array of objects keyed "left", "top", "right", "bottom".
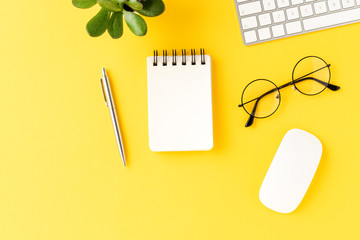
[
  {"left": 292, "top": 56, "right": 330, "bottom": 95},
  {"left": 241, "top": 79, "right": 281, "bottom": 118}
]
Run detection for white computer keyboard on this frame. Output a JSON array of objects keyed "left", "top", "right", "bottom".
[{"left": 234, "top": 0, "right": 360, "bottom": 45}]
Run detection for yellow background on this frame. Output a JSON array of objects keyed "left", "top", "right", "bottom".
[{"left": 1, "top": 0, "right": 359, "bottom": 239}]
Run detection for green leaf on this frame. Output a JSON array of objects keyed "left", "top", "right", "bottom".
[
  {"left": 108, "top": 12, "right": 124, "bottom": 39},
  {"left": 124, "top": 11, "right": 147, "bottom": 36},
  {"left": 126, "top": 0, "right": 143, "bottom": 10},
  {"left": 86, "top": 8, "right": 111, "bottom": 37},
  {"left": 72, "top": 0, "right": 97, "bottom": 8},
  {"left": 136, "top": 0, "right": 165, "bottom": 17},
  {"left": 98, "top": 0, "right": 124, "bottom": 12}
]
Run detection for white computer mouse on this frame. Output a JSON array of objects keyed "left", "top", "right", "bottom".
[{"left": 259, "top": 129, "right": 322, "bottom": 213}]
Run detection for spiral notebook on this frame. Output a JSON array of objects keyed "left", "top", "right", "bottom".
[{"left": 147, "top": 49, "right": 213, "bottom": 152}]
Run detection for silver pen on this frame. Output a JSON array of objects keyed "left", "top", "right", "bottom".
[{"left": 100, "top": 68, "right": 126, "bottom": 167}]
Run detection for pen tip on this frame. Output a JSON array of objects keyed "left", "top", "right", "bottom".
[{"left": 121, "top": 154, "right": 126, "bottom": 167}]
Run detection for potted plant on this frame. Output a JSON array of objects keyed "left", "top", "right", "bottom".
[{"left": 72, "top": 0, "right": 165, "bottom": 38}]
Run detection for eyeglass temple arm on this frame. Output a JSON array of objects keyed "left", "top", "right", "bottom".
[
  {"left": 239, "top": 87, "right": 279, "bottom": 108},
  {"left": 245, "top": 99, "right": 259, "bottom": 127},
  {"left": 292, "top": 77, "right": 340, "bottom": 91},
  {"left": 244, "top": 87, "right": 279, "bottom": 127},
  {"left": 290, "top": 64, "right": 339, "bottom": 91}
]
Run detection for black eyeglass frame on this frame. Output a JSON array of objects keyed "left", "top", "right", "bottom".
[
  {"left": 240, "top": 79, "right": 281, "bottom": 119},
  {"left": 238, "top": 56, "right": 341, "bottom": 127}
]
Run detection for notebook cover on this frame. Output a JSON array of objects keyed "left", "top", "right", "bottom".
[{"left": 147, "top": 55, "right": 213, "bottom": 152}]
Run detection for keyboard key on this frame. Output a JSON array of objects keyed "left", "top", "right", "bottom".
[
  {"left": 238, "top": 1, "right": 262, "bottom": 16},
  {"left": 303, "top": 8, "right": 360, "bottom": 30},
  {"left": 286, "top": 21, "right": 302, "bottom": 34},
  {"left": 258, "top": 27, "right": 272, "bottom": 40},
  {"left": 241, "top": 16, "right": 258, "bottom": 29},
  {"left": 244, "top": 30, "right": 257, "bottom": 43},
  {"left": 300, "top": 4, "right": 313, "bottom": 17},
  {"left": 273, "top": 10, "right": 286, "bottom": 23},
  {"left": 258, "top": 13, "right": 272, "bottom": 26},
  {"left": 277, "top": 0, "right": 290, "bottom": 8},
  {"left": 237, "top": 0, "right": 250, "bottom": 2},
  {"left": 286, "top": 7, "right": 300, "bottom": 20},
  {"left": 342, "top": 0, "right": 355, "bottom": 8},
  {"left": 328, "top": 0, "right": 341, "bottom": 11},
  {"left": 263, "top": 0, "right": 276, "bottom": 11},
  {"left": 314, "top": 2, "right": 327, "bottom": 14},
  {"left": 291, "top": 0, "right": 304, "bottom": 5},
  {"left": 272, "top": 24, "right": 285, "bottom": 37}
]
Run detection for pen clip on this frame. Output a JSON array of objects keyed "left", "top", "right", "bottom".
[{"left": 100, "top": 78, "right": 108, "bottom": 107}]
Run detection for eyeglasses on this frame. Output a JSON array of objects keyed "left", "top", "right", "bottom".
[{"left": 238, "top": 56, "right": 341, "bottom": 127}]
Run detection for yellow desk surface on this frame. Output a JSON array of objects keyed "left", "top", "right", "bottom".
[{"left": 1, "top": 1, "right": 360, "bottom": 239}]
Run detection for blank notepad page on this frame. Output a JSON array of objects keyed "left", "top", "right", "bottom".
[{"left": 147, "top": 54, "right": 213, "bottom": 152}]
